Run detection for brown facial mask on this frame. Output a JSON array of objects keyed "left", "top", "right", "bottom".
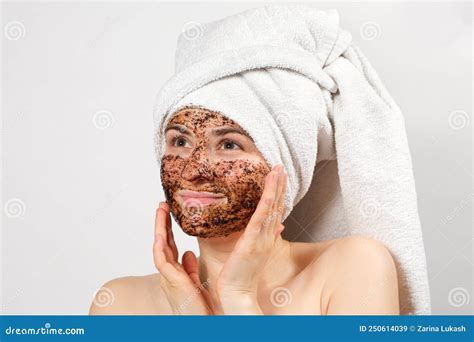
[{"left": 160, "top": 106, "right": 271, "bottom": 238}]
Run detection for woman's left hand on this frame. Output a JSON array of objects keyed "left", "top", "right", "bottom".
[{"left": 215, "top": 164, "right": 287, "bottom": 314}]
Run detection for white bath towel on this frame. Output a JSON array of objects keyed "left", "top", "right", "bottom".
[{"left": 153, "top": 4, "right": 431, "bottom": 315}]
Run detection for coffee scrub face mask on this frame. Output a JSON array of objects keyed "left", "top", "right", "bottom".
[{"left": 160, "top": 106, "right": 272, "bottom": 238}]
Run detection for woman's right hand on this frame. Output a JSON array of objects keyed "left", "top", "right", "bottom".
[{"left": 153, "top": 201, "right": 213, "bottom": 315}]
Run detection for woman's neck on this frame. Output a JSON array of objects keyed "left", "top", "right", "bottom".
[{"left": 196, "top": 231, "right": 296, "bottom": 291}]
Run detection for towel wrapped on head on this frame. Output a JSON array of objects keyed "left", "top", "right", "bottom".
[{"left": 153, "top": 4, "right": 431, "bottom": 315}]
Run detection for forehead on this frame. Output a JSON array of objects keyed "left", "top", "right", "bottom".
[{"left": 167, "top": 106, "right": 240, "bottom": 130}]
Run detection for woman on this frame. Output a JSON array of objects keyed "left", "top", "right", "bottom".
[{"left": 89, "top": 105, "right": 399, "bottom": 315}]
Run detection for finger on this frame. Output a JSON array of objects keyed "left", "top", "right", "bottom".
[
  {"left": 160, "top": 201, "right": 172, "bottom": 231},
  {"left": 262, "top": 174, "right": 279, "bottom": 241},
  {"left": 161, "top": 202, "right": 179, "bottom": 262},
  {"left": 182, "top": 251, "right": 201, "bottom": 287},
  {"left": 154, "top": 206, "right": 176, "bottom": 264},
  {"left": 278, "top": 170, "right": 287, "bottom": 218},
  {"left": 274, "top": 223, "right": 285, "bottom": 241},
  {"left": 153, "top": 234, "right": 180, "bottom": 282},
  {"left": 275, "top": 167, "right": 286, "bottom": 213},
  {"left": 263, "top": 166, "right": 284, "bottom": 240},
  {"left": 154, "top": 203, "right": 167, "bottom": 239},
  {"left": 246, "top": 167, "right": 279, "bottom": 236},
  {"left": 272, "top": 166, "right": 283, "bottom": 210},
  {"left": 270, "top": 168, "right": 287, "bottom": 237}
]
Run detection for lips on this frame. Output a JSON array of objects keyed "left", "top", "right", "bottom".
[{"left": 177, "top": 190, "right": 226, "bottom": 206}]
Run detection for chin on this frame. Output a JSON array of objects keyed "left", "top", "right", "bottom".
[{"left": 180, "top": 222, "right": 245, "bottom": 239}]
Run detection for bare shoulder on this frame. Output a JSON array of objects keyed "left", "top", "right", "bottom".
[
  {"left": 310, "top": 235, "right": 399, "bottom": 315},
  {"left": 315, "top": 235, "right": 397, "bottom": 269},
  {"left": 88, "top": 273, "right": 172, "bottom": 315}
]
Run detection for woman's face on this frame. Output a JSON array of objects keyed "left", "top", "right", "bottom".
[{"left": 160, "top": 106, "right": 271, "bottom": 238}]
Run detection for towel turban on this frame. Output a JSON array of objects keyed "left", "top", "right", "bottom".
[{"left": 153, "top": 4, "right": 431, "bottom": 315}]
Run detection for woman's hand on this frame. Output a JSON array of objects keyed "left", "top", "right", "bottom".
[
  {"left": 153, "top": 202, "right": 213, "bottom": 315},
  {"left": 216, "top": 164, "right": 287, "bottom": 314}
]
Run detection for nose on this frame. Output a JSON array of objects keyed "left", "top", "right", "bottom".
[{"left": 181, "top": 144, "right": 213, "bottom": 181}]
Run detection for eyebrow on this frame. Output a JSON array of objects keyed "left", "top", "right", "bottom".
[
  {"left": 212, "top": 127, "right": 253, "bottom": 140},
  {"left": 165, "top": 124, "right": 253, "bottom": 141},
  {"left": 165, "top": 124, "right": 192, "bottom": 136}
]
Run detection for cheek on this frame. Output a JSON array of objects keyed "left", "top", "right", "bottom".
[
  {"left": 160, "top": 155, "right": 186, "bottom": 191},
  {"left": 214, "top": 160, "right": 270, "bottom": 203}
]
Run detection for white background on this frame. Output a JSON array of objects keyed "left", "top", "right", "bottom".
[{"left": 1, "top": 1, "right": 472, "bottom": 314}]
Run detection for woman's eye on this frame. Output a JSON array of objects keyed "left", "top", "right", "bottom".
[
  {"left": 219, "top": 139, "right": 241, "bottom": 150},
  {"left": 170, "top": 136, "right": 191, "bottom": 148}
]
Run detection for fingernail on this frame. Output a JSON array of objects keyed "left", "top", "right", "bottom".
[{"left": 158, "top": 201, "right": 164, "bottom": 208}]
